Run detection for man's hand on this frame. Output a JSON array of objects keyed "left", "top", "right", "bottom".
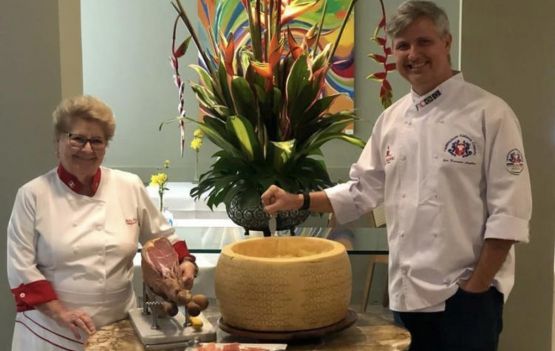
[
  {"left": 461, "top": 238, "right": 515, "bottom": 293},
  {"left": 37, "top": 300, "right": 96, "bottom": 339},
  {"left": 261, "top": 185, "right": 303, "bottom": 215}
]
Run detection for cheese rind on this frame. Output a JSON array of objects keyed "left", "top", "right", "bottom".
[{"left": 215, "top": 237, "right": 352, "bottom": 331}]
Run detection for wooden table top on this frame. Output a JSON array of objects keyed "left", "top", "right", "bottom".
[{"left": 86, "top": 305, "right": 410, "bottom": 351}]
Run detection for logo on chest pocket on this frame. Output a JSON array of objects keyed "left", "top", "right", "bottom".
[{"left": 443, "top": 134, "right": 477, "bottom": 165}]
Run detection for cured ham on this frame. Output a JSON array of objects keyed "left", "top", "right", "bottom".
[
  {"left": 141, "top": 237, "right": 209, "bottom": 318},
  {"left": 142, "top": 237, "right": 184, "bottom": 304}
]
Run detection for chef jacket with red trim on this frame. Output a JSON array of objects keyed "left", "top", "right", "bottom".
[
  {"left": 326, "top": 73, "right": 532, "bottom": 312},
  {"left": 7, "top": 166, "right": 193, "bottom": 320}
]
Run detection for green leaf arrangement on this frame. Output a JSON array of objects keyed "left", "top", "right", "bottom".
[{"left": 167, "top": 0, "right": 390, "bottom": 209}]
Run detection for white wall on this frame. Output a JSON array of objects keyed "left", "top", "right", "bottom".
[
  {"left": 462, "top": 1, "right": 555, "bottom": 350},
  {"left": 0, "top": 0, "right": 63, "bottom": 346}
]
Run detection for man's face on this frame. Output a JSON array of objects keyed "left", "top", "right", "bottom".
[{"left": 392, "top": 16, "right": 453, "bottom": 95}]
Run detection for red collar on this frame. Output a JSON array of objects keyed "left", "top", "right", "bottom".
[{"left": 57, "top": 164, "right": 101, "bottom": 196}]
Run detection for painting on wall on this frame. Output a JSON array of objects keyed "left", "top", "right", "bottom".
[{"left": 197, "top": 0, "right": 355, "bottom": 133}]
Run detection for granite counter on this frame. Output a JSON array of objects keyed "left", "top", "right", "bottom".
[{"left": 86, "top": 305, "right": 410, "bottom": 351}]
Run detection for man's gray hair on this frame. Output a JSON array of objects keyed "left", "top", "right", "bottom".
[{"left": 386, "top": 1, "right": 450, "bottom": 38}]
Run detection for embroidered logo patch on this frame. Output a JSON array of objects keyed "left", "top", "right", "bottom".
[
  {"left": 385, "top": 145, "right": 395, "bottom": 164},
  {"left": 505, "top": 149, "right": 524, "bottom": 175},
  {"left": 125, "top": 218, "right": 138, "bottom": 225},
  {"left": 445, "top": 135, "right": 476, "bottom": 158},
  {"left": 442, "top": 134, "right": 477, "bottom": 165}
]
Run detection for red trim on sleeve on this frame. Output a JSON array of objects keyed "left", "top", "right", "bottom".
[
  {"left": 11, "top": 280, "right": 58, "bottom": 312},
  {"left": 173, "top": 241, "right": 195, "bottom": 263}
]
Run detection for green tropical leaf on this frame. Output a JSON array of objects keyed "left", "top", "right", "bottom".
[
  {"left": 186, "top": 117, "right": 242, "bottom": 158},
  {"left": 312, "top": 43, "right": 331, "bottom": 73},
  {"left": 189, "top": 64, "right": 214, "bottom": 90},
  {"left": 286, "top": 55, "right": 310, "bottom": 106},
  {"left": 230, "top": 76, "right": 258, "bottom": 126},
  {"left": 227, "top": 115, "right": 262, "bottom": 161},
  {"left": 190, "top": 83, "right": 218, "bottom": 108},
  {"left": 288, "top": 82, "right": 321, "bottom": 130},
  {"left": 269, "top": 139, "right": 295, "bottom": 170},
  {"left": 306, "top": 133, "right": 365, "bottom": 155},
  {"left": 214, "top": 61, "right": 235, "bottom": 111}
]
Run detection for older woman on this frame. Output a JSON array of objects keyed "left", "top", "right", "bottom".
[{"left": 7, "top": 95, "right": 197, "bottom": 350}]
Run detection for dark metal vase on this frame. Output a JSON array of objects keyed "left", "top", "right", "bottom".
[{"left": 226, "top": 195, "right": 310, "bottom": 236}]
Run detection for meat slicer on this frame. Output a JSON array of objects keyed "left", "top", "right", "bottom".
[{"left": 129, "top": 238, "right": 217, "bottom": 350}]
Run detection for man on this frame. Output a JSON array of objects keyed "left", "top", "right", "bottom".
[{"left": 261, "top": 1, "right": 531, "bottom": 350}]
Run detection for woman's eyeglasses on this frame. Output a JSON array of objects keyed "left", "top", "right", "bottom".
[{"left": 66, "top": 132, "right": 107, "bottom": 151}]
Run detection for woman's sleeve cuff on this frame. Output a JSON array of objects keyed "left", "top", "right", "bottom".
[
  {"left": 11, "top": 280, "right": 57, "bottom": 312},
  {"left": 173, "top": 240, "right": 196, "bottom": 263}
]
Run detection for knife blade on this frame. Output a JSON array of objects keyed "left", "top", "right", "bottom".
[{"left": 269, "top": 214, "right": 277, "bottom": 235}]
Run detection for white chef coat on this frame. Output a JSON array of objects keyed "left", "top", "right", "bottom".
[
  {"left": 7, "top": 167, "right": 183, "bottom": 350},
  {"left": 326, "top": 73, "right": 531, "bottom": 312}
]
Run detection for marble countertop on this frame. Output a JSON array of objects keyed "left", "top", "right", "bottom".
[{"left": 86, "top": 304, "right": 410, "bottom": 351}]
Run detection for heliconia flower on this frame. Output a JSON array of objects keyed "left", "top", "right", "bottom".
[
  {"left": 251, "top": 61, "right": 273, "bottom": 79},
  {"left": 190, "top": 137, "right": 203, "bottom": 151},
  {"left": 223, "top": 33, "right": 235, "bottom": 75},
  {"left": 280, "top": 0, "right": 319, "bottom": 26},
  {"left": 287, "top": 28, "right": 303, "bottom": 59},
  {"left": 302, "top": 25, "right": 317, "bottom": 51},
  {"left": 268, "top": 32, "right": 283, "bottom": 68}
]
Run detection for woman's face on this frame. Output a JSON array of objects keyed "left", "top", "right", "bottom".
[{"left": 57, "top": 118, "right": 107, "bottom": 180}]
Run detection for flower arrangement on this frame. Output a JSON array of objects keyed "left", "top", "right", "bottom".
[
  {"left": 150, "top": 160, "right": 171, "bottom": 212},
  {"left": 166, "top": 0, "right": 389, "bottom": 212}
]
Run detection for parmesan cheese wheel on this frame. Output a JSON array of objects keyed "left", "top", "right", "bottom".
[{"left": 215, "top": 237, "right": 352, "bottom": 331}]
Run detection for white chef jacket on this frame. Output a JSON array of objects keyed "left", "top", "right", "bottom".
[
  {"left": 326, "top": 73, "right": 531, "bottom": 312},
  {"left": 7, "top": 167, "right": 185, "bottom": 350}
]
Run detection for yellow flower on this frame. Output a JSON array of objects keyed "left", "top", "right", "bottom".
[
  {"left": 193, "top": 129, "right": 204, "bottom": 138},
  {"left": 163, "top": 160, "right": 171, "bottom": 169},
  {"left": 190, "top": 137, "right": 203, "bottom": 151},
  {"left": 149, "top": 172, "right": 168, "bottom": 187}
]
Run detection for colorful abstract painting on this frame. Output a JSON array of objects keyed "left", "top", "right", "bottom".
[{"left": 197, "top": 0, "right": 355, "bottom": 133}]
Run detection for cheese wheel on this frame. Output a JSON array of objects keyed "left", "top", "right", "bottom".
[{"left": 215, "top": 237, "right": 352, "bottom": 331}]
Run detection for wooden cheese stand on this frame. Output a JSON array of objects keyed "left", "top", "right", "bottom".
[{"left": 85, "top": 303, "right": 410, "bottom": 351}]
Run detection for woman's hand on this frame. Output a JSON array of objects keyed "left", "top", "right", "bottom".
[
  {"left": 36, "top": 300, "right": 96, "bottom": 339},
  {"left": 179, "top": 260, "right": 197, "bottom": 290}
]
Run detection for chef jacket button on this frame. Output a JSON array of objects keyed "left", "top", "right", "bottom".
[
  {"left": 434, "top": 154, "right": 439, "bottom": 159},
  {"left": 400, "top": 233, "right": 405, "bottom": 238},
  {"left": 401, "top": 155, "right": 407, "bottom": 161},
  {"left": 401, "top": 194, "right": 406, "bottom": 199},
  {"left": 19, "top": 292, "right": 26, "bottom": 298}
]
